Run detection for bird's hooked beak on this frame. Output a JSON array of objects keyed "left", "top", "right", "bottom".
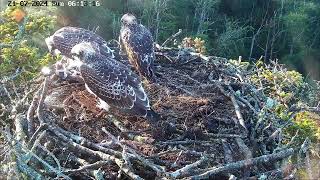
[
  {"left": 71, "top": 52, "right": 78, "bottom": 58},
  {"left": 45, "top": 36, "right": 59, "bottom": 60}
]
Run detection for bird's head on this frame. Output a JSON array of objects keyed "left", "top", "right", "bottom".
[
  {"left": 71, "top": 42, "right": 96, "bottom": 61},
  {"left": 121, "top": 13, "right": 138, "bottom": 26},
  {"left": 45, "top": 36, "right": 60, "bottom": 56}
]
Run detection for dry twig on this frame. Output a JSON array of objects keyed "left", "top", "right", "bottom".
[{"left": 161, "top": 29, "right": 182, "bottom": 47}]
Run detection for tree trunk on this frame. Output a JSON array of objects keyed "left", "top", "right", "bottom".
[
  {"left": 154, "top": 0, "right": 167, "bottom": 43},
  {"left": 155, "top": 0, "right": 160, "bottom": 42},
  {"left": 195, "top": 0, "right": 214, "bottom": 35},
  {"left": 264, "top": 23, "right": 271, "bottom": 62}
]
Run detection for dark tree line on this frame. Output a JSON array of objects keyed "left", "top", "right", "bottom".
[{"left": 58, "top": 0, "right": 320, "bottom": 79}]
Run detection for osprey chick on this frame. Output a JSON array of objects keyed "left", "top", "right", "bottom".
[
  {"left": 70, "top": 42, "right": 159, "bottom": 122},
  {"left": 120, "top": 14, "right": 156, "bottom": 82},
  {"left": 45, "top": 26, "right": 114, "bottom": 58}
]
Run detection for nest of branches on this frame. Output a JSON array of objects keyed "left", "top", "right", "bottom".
[{"left": 0, "top": 41, "right": 318, "bottom": 179}]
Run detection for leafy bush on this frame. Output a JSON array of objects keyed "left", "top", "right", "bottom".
[
  {"left": 181, "top": 36, "right": 206, "bottom": 54},
  {"left": 249, "top": 60, "right": 320, "bottom": 143},
  {"left": 250, "top": 60, "right": 304, "bottom": 104},
  {"left": 214, "top": 20, "right": 249, "bottom": 57},
  {"left": 0, "top": 6, "right": 56, "bottom": 82},
  {"left": 285, "top": 111, "right": 320, "bottom": 143}
]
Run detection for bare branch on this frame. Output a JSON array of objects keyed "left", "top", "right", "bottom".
[
  {"left": 215, "top": 82, "right": 248, "bottom": 132},
  {"left": 64, "top": 161, "right": 110, "bottom": 174},
  {"left": 37, "top": 78, "right": 49, "bottom": 124},
  {"left": 161, "top": 29, "right": 182, "bottom": 47},
  {"left": 190, "top": 148, "right": 294, "bottom": 179},
  {"left": 168, "top": 156, "right": 207, "bottom": 179}
]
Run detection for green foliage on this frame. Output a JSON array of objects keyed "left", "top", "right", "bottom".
[
  {"left": 247, "top": 59, "right": 320, "bottom": 144},
  {"left": 279, "top": 1, "right": 320, "bottom": 78},
  {"left": 214, "top": 19, "right": 250, "bottom": 57},
  {"left": 58, "top": 1, "right": 123, "bottom": 40},
  {"left": 228, "top": 59, "right": 250, "bottom": 71},
  {"left": 285, "top": 111, "right": 320, "bottom": 143},
  {"left": 0, "top": 6, "right": 56, "bottom": 82},
  {"left": 52, "top": 0, "right": 320, "bottom": 79},
  {"left": 250, "top": 60, "right": 304, "bottom": 104}
]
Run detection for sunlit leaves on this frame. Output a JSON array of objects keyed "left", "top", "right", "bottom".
[
  {"left": 285, "top": 111, "right": 320, "bottom": 143},
  {"left": 0, "top": 6, "right": 56, "bottom": 82},
  {"left": 181, "top": 36, "right": 207, "bottom": 54}
]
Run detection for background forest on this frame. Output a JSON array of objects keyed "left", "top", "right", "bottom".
[{"left": 56, "top": 0, "right": 320, "bottom": 80}]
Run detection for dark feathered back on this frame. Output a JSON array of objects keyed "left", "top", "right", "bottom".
[
  {"left": 78, "top": 52, "right": 153, "bottom": 118},
  {"left": 46, "top": 27, "right": 114, "bottom": 58},
  {"left": 120, "top": 15, "right": 156, "bottom": 82}
]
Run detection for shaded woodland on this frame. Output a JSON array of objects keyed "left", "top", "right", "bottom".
[{"left": 58, "top": 0, "right": 320, "bottom": 79}]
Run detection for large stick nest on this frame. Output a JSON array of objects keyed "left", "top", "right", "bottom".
[{"left": 1, "top": 45, "right": 312, "bottom": 179}]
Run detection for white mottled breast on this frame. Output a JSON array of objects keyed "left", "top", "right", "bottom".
[{"left": 97, "top": 98, "right": 110, "bottom": 111}]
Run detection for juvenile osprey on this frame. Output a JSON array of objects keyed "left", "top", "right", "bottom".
[
  {"left": 45, "top": 27, "right": 114, "bottom": 58},
  {"left": 120, "top": 13, "right": 156, "bottom": 82},
  {"left": 70, "top": 42, "right": 159, "bottom": 122}
]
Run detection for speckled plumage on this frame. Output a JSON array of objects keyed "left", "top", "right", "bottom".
[
  {"left": 45, "top": 27, "right": 114, "bottom": 58},
  {"left": 71, "top": 42, "right": 158, "bottom": 120},
  {"left": 44, "top": 83, "right": 85, "bottom": 109},
  {"left": 120, "top": 14, "right": 156, "bottom": 82}
]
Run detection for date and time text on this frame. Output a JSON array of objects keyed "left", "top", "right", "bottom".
[{"left": 7, "top": 0, "right": 101, "bottom": 7}]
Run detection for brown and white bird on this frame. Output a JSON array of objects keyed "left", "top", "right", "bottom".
[
  {"left": 45, "top": 26, "right": 114, "bottom": 58},
  {"left": 120, "top": 13, "right": 156, "bottom": 82},
  {"left": 70, "top": 42, "right": 159, "bottom": 122}
]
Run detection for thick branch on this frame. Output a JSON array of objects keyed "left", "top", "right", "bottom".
[
  {"left": 190, "top": 148, "right": 294, "bottom": 179},
  {"left": 215, "top": 82, "right": 247, "bottom": 132},
  {"left": 64, "top": 161, "right": 110, "bottom": 174},
  {"left": 168, "top": 156, "right": 207, "bottom": 179},
  {"left": 37, "top": 78, "right": 49, "bottom": 124}
]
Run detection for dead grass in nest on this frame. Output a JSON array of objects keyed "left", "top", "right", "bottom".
[{"left": 44, "top": 57, "right": 249, "bottom": 176}]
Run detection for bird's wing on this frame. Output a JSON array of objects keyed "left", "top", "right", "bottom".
[
  {"left": 51, "top": 27, "right": 114, "bottom": 57},
  {"left": 79, "top": 55, "right": 149, "bottom": 111},
  {"left": 121, "top": 25, "right": 155, "bottom": 76}
]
